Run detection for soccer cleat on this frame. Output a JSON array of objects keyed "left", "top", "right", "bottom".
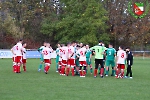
[
  {"left": 38, "top": 69, "right": 41, "bottom": 72},
  {"left": 56, "top": 71, "right": 58, "bottom": 72},
  {"left": 124, "top": 76, "right": 128, "bottom": 78},
  {"left": 100, "top": 75, "right": 104, "bottom": 78},
  {"left": 45, "top": 72, "right": 47, "bottom": 74},
  {"left": 129, "top": 77, "right": 133, "bottom": 79},
  {"left": 105, "top": 75, "right": 108, "bottom": 77},
  {"left": 82, "top": 76, "right": 85, "bottom": 78},
  {"left": 115, "top": 76, "right": 119, "bottom": 79},
  {"left": 60, "top": 74, "right": 62, "bottom": 75},
  {"left": 94, "top": 76, "right": 97, "bottom": 78}
]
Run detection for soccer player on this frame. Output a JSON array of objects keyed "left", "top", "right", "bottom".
[
  {"left": 77, "top": 44, "right": 87, "bottom": 77},
  {"left": 11, "top": 39, "right": 23, "bottom": 73},
  {"left": 56, "top": 43, "right": 61, "bottom": 72},
  {"left": 85, "top": 45, "right": 93, "bottom": 74},
  {"left": 75, "top": 45, "right": 80, "bottom": 75},
  {"left": 22, "top": 42, "right": 27, "bottom": 72},
  {"left": 90, "top": 40, "right": 105, "bottom": 78},
  {"left": 125, "top": 47, "right": 133, "bottom": 79},
  {"left": 11, "top": 44, "right": 17, "bottom": 73},
  {"left": 116, "top": 46, "right": 127, "bottom": 78},
  {"left": 66, "top": 42, "right": 76, "bottom": 76},
  {"left": 42, "top": 43, "right": 53, "bottom": 74},
  {"left": 38, "top": 42, "right": 47, "bottom": 72},
  {"left": 60, "top": 44, "right": 68, "bottom": 75},
  {"left": 105, "top": 43, "right": 116, "bottom": 76}
]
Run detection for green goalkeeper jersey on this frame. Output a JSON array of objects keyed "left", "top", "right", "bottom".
[
  {"left": 106, "top": 48, "right": 116, "bottom": 60},
  {"left": 90, "top": 45, "right": 105, "bottom": 59}
]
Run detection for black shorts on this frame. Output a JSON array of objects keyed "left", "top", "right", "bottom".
[{"left": 95, "top": 59, "right": 104, "bottom": 69}]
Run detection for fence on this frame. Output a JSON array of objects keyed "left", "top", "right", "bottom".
[
  {"left": 0, "top": 49, "right": 56, "bottom": 58},
  {"left": 0, "top": 49, "right": 150, "bottom": 59}
]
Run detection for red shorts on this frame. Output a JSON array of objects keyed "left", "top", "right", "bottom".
[
  {"left": 62, "top": 60, "right": 67, "bottom": 65},
  {"left": 79, "top": 61, "right": 87, "bottom": 66},
  {"left": 22, "top": 59, "right": 26, "bottom": 63},
  {"left": 68, "top": 59, "right": 75, "bottom": 67},
  {"left": 58, "top": 61, "right": 62, "bottom": 66},
  {"left": 14, "top": 56, "right": 22, "bottom": 63},
  {"left": 44, "top": 59, "right": 51, "bottom": 64},
  {"left": 117, "top": 64, "right": 125, "bottom": 69}
]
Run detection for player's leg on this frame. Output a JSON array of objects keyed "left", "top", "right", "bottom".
[
  {"left": 105, "top": 60, "right": 110, "bottom": 76},
  {"left": 61, "top": 60, "right": 65, "bottom": 75},
  {"left": 79, "top": 61, "right": 83, "bottom": 77},
  {"left": 75, "top": 59, "right": 79, "bottom": 75},
  {"left": 120, "top": 64, "right": 125, "bottom": 78},
  {"left": 44, "top": 59, "right": 51, "bottom": 74},
  {"left": 82, "top": 61, "right": 87, "bottom": 77},
  {"left": 79, "top": 66, "right": 83, "bottom": 77},
  {"left": 16, "top": 56, "right": 22, "bottom": 73},
  {"left": 12, "top": 57, "right": 17, "bottom": 73},
  {"left": 83, "top": 66, "right": 86, "bottom": 77},
  {"left": 129, "top": 65, "right": 132, "bottom": 78},
  {"left": 86, "top": 58, "right": 93, "bottom": 74},
  {"left": 22, "top": 59, "right": 26, "bottom": 72},
  {"left": 71, "top": 59, "right": 75, "bottom": 76},
  {"left": 58, "top": 61, "right": 62, "bottom": 74},
  {"left": 94, "top": 59, "right": 99, "bottom": 77},
  {"left": 56, "top": 57, "right": 59, "bottom": 72},
  {"left": 66, "top": 59, "right": 70, "bottom": 76},
  {"left": 111, "top": 60, "right": 116, "bottom": 76},
  {"left": 115, "top": 64, "right": 120, "bottom": 78},
  {"left": 125, "top": 64, "right": 129, "bottom": 78},
  {"left": 100, "top": 60, "right": 104, "bottom": 78},
  {"left": 86, "top": 58, "right": 89, "bottom": 74},
  {"left": 38, "top": 55, "right": 44, "bottom": 71}
]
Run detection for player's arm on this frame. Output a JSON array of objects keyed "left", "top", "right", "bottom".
[
  {"left": 50, "top": 46, "right": 54, "bottom": 52},
  {"left": 37, "top": 48, "right": 41, "bottom": 52},
  {"left": 11, "top": 46, "right": 16, "bottom": 55},
  {"left": 116, "top": 52, "right": 119, "bottom": 64}
]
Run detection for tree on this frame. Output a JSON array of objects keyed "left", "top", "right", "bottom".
[
  {"left": 102, "top": 0, "right": 150, "bottom": 49},
  {"left": 41, "top": 0, "right": 109, "bottom": 46}
]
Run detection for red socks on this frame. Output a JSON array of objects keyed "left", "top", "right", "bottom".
[
  {"left": 13, "top": 65, "right": 17, "bottom": 73},
  {"left": 17, "top": 66, "right": 20, "bottom": 73},
  {"left": 100, "top": 68, "right": 104, "bottom": 76},
  {"left": 83, "top": 70, "right": 86, "bottom": 76},
  {"left": 71, "top": 68, "right": 74, "bottom": 76},
  {"left": 23, "top": 66, "right": 26, "bottom": 72},
  {"left": 94, "top": 69, "right": 97, "bottom": 77},
  {"left": 45, "top": 66, "right": 50, "bottom": 73},
  {"left": 121, "top": 71, "right": 124, "bottom": 78},
  {"left": 61, "top": 66, "right": 65, "bottom": 75},
  {"left": 79, "top": 70, "right": 82, "bottom": 76},
  {"left": 58, "top": 68, "right": 61, "bottom": 74}
]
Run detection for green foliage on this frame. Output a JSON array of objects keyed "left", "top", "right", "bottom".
[
  {"left": 41, "top": 0, "right": 110, "bottom": 46},
  {"left": 2, "top": 13, "right": 24, "bottom": 39}
]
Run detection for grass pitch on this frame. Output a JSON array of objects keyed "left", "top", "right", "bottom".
[{"left": 0, "top": 58, "right": 150, "bottom": 100}]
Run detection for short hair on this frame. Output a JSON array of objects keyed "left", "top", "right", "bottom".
[
  {"left": 99, "top": 40, "right": 103, "bottom": 43},
  {"left": 19, "top": 39, "right": 23, "bottom": 42},
  {"left": 126, "top": 47, "right": 130, "bottom": 49},
  {"left": 22, "top": 42, "right": 26, "bottom": 45},
  {"left": 76, "top": 45, "right": 80, "bottom": 47},
  {"left": 119, "top": 46, "right": 124, "bottom": 49}
]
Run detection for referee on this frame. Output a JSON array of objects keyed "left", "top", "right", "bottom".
[
  {"left": 125, "top": 47, "right": 133, "bottom": 79},
  {"left": 90, "top": 40, "right": 105, "bottom": 78}
]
